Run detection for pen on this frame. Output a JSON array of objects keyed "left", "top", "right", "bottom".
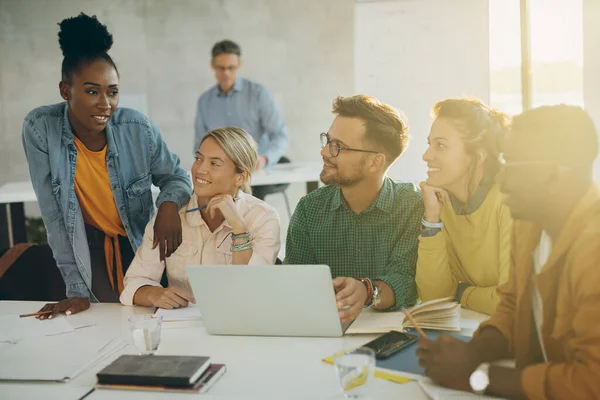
[
  {"left": 403, "top": 308, "right": 428, "bottom": 339},
  {"left": 185, "top": 205, "right": 208, "bottom": 213},
  {"left": 19, "top": 310, "right": 53, "bottom": 318}
]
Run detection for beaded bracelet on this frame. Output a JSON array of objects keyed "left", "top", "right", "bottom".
[
  {"left": 232, "top": 231, "right": 251, "bottom": 240},
  {"left": 231, "top": 240, "right": 254, "bottom": 252},
  {"left": 358, "top": 278, "right": 373, "bottom": 307}
]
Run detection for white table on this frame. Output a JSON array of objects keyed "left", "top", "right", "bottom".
[
  {"left": 0, "top": 162, "right": 322, "bottom": 248},
  {"left": 0, "top": 301, "right": 488, "bottom": 400}
]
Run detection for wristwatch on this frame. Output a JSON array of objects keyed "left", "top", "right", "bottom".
[
  {"left": 469, "top": 362, "right": 490, "bottom": 394},
  {"left": 370, "top": 283, "right": 382, "bottom": 308}
]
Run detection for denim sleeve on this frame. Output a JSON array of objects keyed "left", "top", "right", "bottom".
[
  {"left": 21, "top": 120, "right": 90, "bottom": 299},
  {"left": 148, "top": 121, "right": 193, "bottom": 209},
  {"left": 193, "top": 96, "right": 208, "bottom": 156},
  {"left": 258, "top": 87, "right": 288, "bottom": 167}
]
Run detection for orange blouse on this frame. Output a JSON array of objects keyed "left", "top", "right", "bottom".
[{"left": 73, "top": 136, "right": 127, "bottom": 293}]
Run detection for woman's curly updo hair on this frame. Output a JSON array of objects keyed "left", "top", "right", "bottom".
[{"left": 58, "top": 12, "right": 119, "bottom": 83}]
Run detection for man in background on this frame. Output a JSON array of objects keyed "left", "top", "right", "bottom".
[{"left": 194, "top": 39, "right": 288, "bottom": 200}]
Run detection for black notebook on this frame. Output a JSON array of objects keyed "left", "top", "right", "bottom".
[
  {"left": 97, "top": 355, "right": 211, "bottom": 387},
  {"left": 96, "top": 364, "right": 227, "bottom": 393}
]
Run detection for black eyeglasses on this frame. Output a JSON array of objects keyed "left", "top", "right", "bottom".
[
  {"left": 320, "top": 132, "right": 379, "bottom": 158},
  {"left": 213, "top": 65, "right": 239, "bottom": 73}
]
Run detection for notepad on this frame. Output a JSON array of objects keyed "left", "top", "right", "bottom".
[
  {"left": 419, "top": 378, "right": 507, "bottom": 400},
  {"left": 0, "top": 314, "right": 74, "bottom": 343},
  {"left": 346, "top": 297, "right": 461, "bottom": 334},
  {"left": 154, "top": 305, "right": 202, "bottom": 322},
  {"left": 323, "top": 330, "right": 470, "bottom": 384}
]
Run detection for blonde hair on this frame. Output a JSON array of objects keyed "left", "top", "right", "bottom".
[{"left": 200, "top": 127, "right": 258, "bottom": 194}]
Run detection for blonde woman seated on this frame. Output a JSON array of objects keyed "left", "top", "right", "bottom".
[
  {"left": 120, "top": 127, "right": 281, "bottom": 309},
  {"left": 416, "top": 98, "right": 512, "bottom": 315}
]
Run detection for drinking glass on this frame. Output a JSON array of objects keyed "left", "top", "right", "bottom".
[
  {"left": 128, "top": 315, "right": 162, "bottom": 355},
  {"left": 333, "top": 347, "right": 376, "bottom": 398}
]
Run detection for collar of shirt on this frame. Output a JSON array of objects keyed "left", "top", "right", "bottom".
[
  {"left": 184, "top": 191, "right": 247, "bottom": 230},
  {"left": 61, "top": 102, "right": 119, "bottom": 158},
  {"left": 449, "top": 183, "right": 491, "bottom": 215},
  {"left": 330, "top": 177, "right": 395, "bottom": 215},
  {"left": 215, "top": 77, "right": 244, "bottom": 97}
]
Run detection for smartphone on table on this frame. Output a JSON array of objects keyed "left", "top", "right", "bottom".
[{"left": 362, "top": 330, "right": 418, "bottom": 360}]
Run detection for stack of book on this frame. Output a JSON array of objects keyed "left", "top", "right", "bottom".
[{"left": 96, "top": 355, "right": 226, "bottom": 393}]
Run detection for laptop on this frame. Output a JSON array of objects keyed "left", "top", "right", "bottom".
[{"left": 185, "top": 265, "right": 351, "bottom": 337}]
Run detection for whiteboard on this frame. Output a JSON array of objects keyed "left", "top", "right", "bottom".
[{"left": 355, "top": 0, "right": 490, "bottom": 183}]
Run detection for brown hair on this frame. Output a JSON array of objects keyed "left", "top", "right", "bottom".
[
  {"left": 332, "top": 95, "right": 409, "bottom": 165},
  {"left": 200, "top": 127, "right": 258, "bottom": 194},
  {"left": 433, "top": 98, "right": 510, "bottom": 193}
]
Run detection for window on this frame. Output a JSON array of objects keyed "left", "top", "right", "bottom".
[{"left": 489, "top": 0, "right": 583, "bottom": 114}]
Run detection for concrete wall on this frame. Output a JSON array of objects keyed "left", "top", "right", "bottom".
[
  {"left": 355, "top": 0, "right": 490, "bottom": 184},
  {"left": 0, "top": 0, "right": 354, "bottom": 186}
]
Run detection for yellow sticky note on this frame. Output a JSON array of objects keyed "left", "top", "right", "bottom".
[{"left": 322, "top": 355, "right": 411, "bottom": 384}]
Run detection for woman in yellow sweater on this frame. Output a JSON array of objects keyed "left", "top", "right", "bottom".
[{"left": 416, "top": 98, "right": 511, "bottom": 315}]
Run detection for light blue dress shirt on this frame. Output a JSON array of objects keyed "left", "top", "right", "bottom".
[{"left": 194, "top": 77, "right": 288, "bottom": 167}]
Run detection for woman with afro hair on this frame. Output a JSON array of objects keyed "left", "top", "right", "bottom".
[{"left": 22, "top": 13, "right": 192, "bottom": 317}]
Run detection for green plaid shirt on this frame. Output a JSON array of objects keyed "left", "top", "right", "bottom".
[{"left": 285, "top": 177, "right": 423, "bottom": 310}]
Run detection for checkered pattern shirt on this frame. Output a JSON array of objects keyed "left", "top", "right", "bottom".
[{"left": 285, "top": 177, "right": 423, "bottom": 310}]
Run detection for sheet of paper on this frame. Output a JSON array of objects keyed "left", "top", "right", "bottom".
[
  {"left": 346, "top": 309, "right": 405, "bottom": 334},
  {"left": 155, "top": 305, "right": 202, "bottom": 322},
  {"left": 0, "top": 314, "right": 74, "bottom": 343},
  {"left": 0, "top": 327, "right": 126, "bottom": 381},
  {"left": 419, "top": 377, "right": 506, "bottom": 399},
  {"left": 460, "top": 319, "right": 481, "bottom": 330}
]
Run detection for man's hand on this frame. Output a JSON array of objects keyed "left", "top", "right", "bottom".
[
  {"left": 256, "top": 155, "right": 268, "bottom": 171},
  {"left": 36, "top": 297, "right": 90, "bottom": 320},
  {"left": 416, "top": 335, "right": 479, "bottom": 391},
  {"left": 333, "top": 277, "right": 368, "bottom": 323},
  {"left": 147, "top": 286, "right": 195, "bottom": 310},
  {"left": 153, "top": 201, "right": 182, "bottom": 262}
]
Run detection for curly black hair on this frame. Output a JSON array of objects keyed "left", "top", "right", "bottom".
[{"left": 58, "top": 12, "right": 119, "bottom": 83}]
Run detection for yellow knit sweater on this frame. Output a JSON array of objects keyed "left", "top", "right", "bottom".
[{"left": 416, "top": 184, "right": 512, "bottom": 315}]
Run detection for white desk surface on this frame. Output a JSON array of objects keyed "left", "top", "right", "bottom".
[
  {"left": 0, "top": 162, "right": 323, "bottom": 205},
  {"left": 0, "top": 301, "right": 488, "bottom": 400}
]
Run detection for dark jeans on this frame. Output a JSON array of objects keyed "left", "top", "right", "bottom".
[
  {"left": 251, "top": 156, "right": 291, "bottom": 200},
  {"left": 86, "top": 224, "right": 135, "bottom": 303}
]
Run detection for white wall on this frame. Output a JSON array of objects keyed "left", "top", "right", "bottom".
[
  {"left": 583, "top": 0, "right": 600, "bottom": 180},
  {"left": 354, "top": 0, "right": 490, "bottom": 184}
]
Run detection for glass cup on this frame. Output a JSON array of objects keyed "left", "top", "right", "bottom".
[
  {"left": 128, "top": 315, "right": 162, "bottom": 355},
  {"left": 333, "top": 347, "right": 376, "bottom": 398}
]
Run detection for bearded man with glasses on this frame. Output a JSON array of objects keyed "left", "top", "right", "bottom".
[{"left": 285, "top": 95, "right": 423, "bottom": 324}]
